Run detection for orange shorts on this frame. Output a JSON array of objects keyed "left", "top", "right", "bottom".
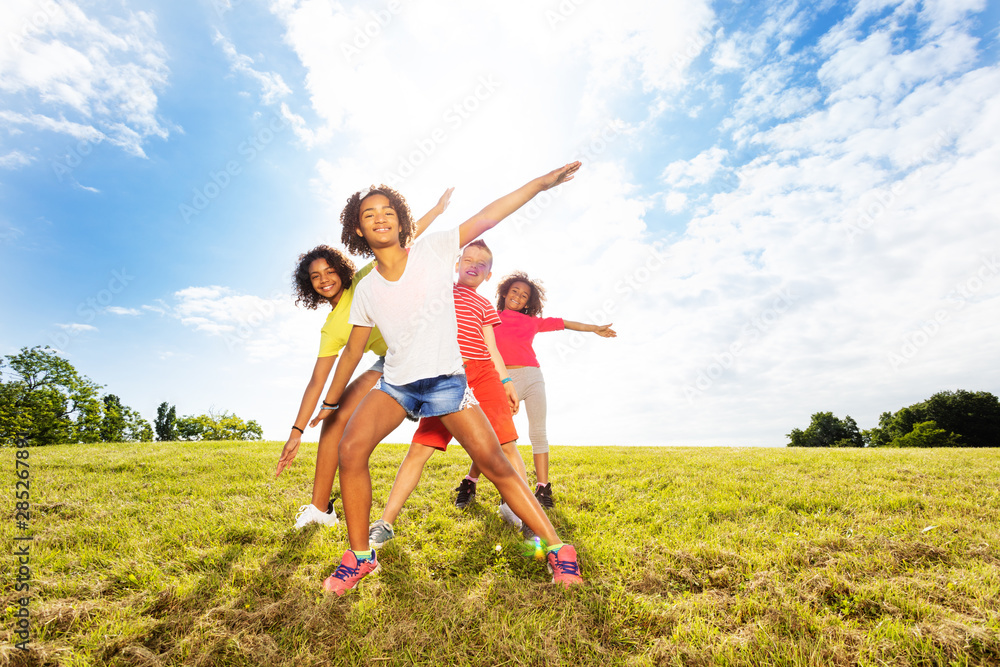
[{"left": 412, "top": 358, "right": 518, "bottom": 451}]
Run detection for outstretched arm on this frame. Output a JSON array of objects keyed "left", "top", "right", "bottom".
[
  {"left": 564, "top": 320, "right": 617, "bottom": 338},
  {"left": 458, "top": 161, "right": 581, "bottom": 247},
  {"left": 309, "top": 325, "right": 372, "bottom": 427},
  {"left": 483, "top": 324, "right": 518, "bottom": 415},
  {"left": 412, "top": 187, "right": 454, "bottom": 238},
  {"left": 275, "top": 354, "right": 337, "bottom": 477}
]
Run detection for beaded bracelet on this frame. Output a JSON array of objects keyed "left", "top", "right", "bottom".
[{"left": 291, "top": 425, "right": 304, "bottom": 434}]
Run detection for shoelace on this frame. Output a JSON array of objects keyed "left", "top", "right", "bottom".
[
  {"left": 551, "top": 553, "right": 580, "bottom": 576},
  {"left": 294, "top": 504, "right": 310, "bottom": 519},
  {"left": 332, "top": 560, "right": 360, "bottom": 581}
]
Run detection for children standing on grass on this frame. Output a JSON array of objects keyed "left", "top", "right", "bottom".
[
  {"left": 273, "top": 190, "right": 452, "bottom": 528},
  {"left": 310, "top": 162, "right": 585, "bottom": 594},
  {"left": 367, "top": 239, "right": 529, "bottom": 550},
  {"left": 459, "top": 272, "right": 616, "bottom": 509}
]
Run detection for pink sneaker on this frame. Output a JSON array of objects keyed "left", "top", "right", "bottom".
[
  {"left": 322, "top": 550, "right": 380, "bottom": 596},
  {"left": 547, "top": 544, "right": 583, "bottom": 587}
]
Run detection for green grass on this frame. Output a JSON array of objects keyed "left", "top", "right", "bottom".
[{"left": 2, "top": 443, "right": 999, "bottom": 666}]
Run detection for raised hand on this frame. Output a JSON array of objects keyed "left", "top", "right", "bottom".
[
  {"left": 538, "top": 161, "right": 582, "bottom": 191},
  {"left": 593, "top": 324, "right": 616, "bottom": 338}
]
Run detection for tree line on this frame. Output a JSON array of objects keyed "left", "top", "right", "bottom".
[
  {"left": 787, "top": 389, "right": 1000, "bottom": 448},
  {"left": 1, "top": 346, "right": 262, "bottom": 446}
]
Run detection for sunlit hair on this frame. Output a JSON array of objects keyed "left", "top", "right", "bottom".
[
  {"left": 292, "top": 245, "right": 355, "bottom": 309},
  {"left": 495, "top": 271, "right": 546, "bottom": 317},
  {"left": 339, "top": 184, "right": 415, "bottom": 257},
  {"left": 462, "top": 239, "right": 493, "bottom": 268}
]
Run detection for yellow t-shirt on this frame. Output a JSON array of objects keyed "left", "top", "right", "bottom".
[{"left": 318, "top": 261, "right": 388, "bottom": 358}]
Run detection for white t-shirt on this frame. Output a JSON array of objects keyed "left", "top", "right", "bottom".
[{"left": 349, "top": 228, "right": 463, "bottom": 386}]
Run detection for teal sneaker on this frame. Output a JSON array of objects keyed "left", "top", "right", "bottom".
[{"left": 368, "top": 519, "right": 395, "bottom": 548}]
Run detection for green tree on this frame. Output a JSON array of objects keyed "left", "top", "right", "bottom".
[
  {"left": 0, "top": 346, "right": 103, "bottom": 446},
  {"left": 124, "top": 407, "right": 154, "bottom": 442},
  {"left": 100, "top": 394, "right": 127, "bottom": 442},
  {"left": 920, "top": 390, "right": 1000, "bottom": 447},
  {"left": 864, "top": 390, "right": 1000, "bottom": 448},
  {"left": 890, "top": 421, "right": 962, "bottom": 448},
  {"left": 154, "top": 402, "right": 177, "bottom": 441},
  {"left": 174, "top": 410, "right": 263, "bottom": 441},
  {"left": 787, "top": 412, "right": 863, "bottom": 447}
]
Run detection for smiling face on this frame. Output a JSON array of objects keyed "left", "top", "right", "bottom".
[
  {"left": 504, "top": 280, "right": 532, "bottom": 312},
  {"left": 356, "top": 193, "right": 399, "bottom": 249},
  {"left": 309, "top": 257, "right": 344, "bottom": 302},
  {"left": 456, "top": 245, "right": 493, "bottom": 290}
]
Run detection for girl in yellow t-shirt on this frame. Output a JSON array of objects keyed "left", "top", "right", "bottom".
[{"left": 275, "top": 188, "right": 452, "bottom": 528}]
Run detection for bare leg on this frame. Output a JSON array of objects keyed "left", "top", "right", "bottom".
[
  {"left": 500, "top": 440, "right": 528, "bottom": 484},
  {"left": 380, "top": 443, "right": 437, "bottom": 525},
  {"left": 468, "top": 440, "right": 527, "bottom": 486},
  {"left": 338, "top": 390, "right": 406, "bottom": 550},
  {"left": 532, "top": 452, "right": 549, "bottom": 486},
  {"left": 440, "top": 407, "right": 559, "bottom": 545},
  {"left": 310, "top": 370, "right": 381, "bottom": 508}
]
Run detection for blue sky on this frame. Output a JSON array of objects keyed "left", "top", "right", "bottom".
[{"left": 2, "top": 0, "right": 999, "bottom": 447}]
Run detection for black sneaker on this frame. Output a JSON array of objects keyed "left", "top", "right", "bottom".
[
  {"left": 534, "top": 483, "right": 554, "bottom": 508},
  {"left": 455, "top": 478, "right": 477, "bottom": 509}
]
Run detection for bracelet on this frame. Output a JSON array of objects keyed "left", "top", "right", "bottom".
[
  {"left": 320, "top": 406, "right": 337, "bottom": 411},
  {"left": 322, "top": 400, "right": 338, "bottom": 407},
  {"left": 501, "top": 377, "right": 513, "bottom": 384},
  {"left": 291, "top": 425, "right": 304, "bottom": 434}
]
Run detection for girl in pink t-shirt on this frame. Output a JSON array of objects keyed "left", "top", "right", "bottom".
[{"left": 464, "top": 271, "right": 615, "bottom": 509}]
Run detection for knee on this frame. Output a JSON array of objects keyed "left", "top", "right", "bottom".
[
  {"left": 338, "top": 437, "right": 368, "bottom": 471},
  {"left": 477, "top": 449, "right": 513, "bottom": 477}
]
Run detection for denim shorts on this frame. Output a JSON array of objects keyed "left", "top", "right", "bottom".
[
  {"left": 375, "top": 373, "right": 478, "bottom": 421},
  {"left": 368, "top": 356, "right": 386, "bottom": 374}
]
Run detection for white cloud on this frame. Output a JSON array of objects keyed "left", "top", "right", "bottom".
[
  {"left": 214, "top": 30, "right": 292, "bottom": 105},
  {"left": 662, "top": 147, "right": 729, "bottom": 189},
  {"left": 0, "top": 150, "right": 34, "bottom": 169},
  {"left": 170, "top": 285, "right": 315, "bottom": 363},
  {"left": 56, "top": 322, "right": 97, "bottom": 334},
  {"left": 0, "top": 0, "right": 169, "bottom": 157},
  {"left": 105, "top": 306, "right": 140, "bottom": 316}
]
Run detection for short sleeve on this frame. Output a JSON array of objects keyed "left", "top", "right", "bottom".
[{"left": 537, "top": 317, "right": 564, "bottom": 333}]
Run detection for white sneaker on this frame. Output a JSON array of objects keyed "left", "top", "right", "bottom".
[
  {"left": 498, "top": 501, "right": 523, "bottom": 529},
  {"left": 294, "top": 501, "right": 339, "bottom": 529}
]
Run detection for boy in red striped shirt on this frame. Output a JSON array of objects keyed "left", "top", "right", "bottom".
[{"left": 367, "top": 239, "right": 531, "bottom": 548}]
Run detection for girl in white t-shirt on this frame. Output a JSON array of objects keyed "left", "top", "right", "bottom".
[{"left": 273, "top": 190, "right": 452, "bottom": 529}]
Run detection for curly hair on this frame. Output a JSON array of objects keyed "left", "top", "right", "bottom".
[
  {"left": 292, "top": 245, "right": 356, "bottom": 310},
  {"left": 495, "top": 271, "right": 546, "bottom": 317},
  {"left": 339, "top": 184, "right": 415, "bottom": 258}
]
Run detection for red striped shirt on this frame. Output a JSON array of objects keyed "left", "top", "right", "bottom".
[{"left": 454, "top": 284, "right": 501, "bottom": 361}]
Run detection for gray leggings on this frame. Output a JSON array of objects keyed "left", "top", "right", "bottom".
[{"left": 508, "top": 366, "right": 549, "bottom": 455}]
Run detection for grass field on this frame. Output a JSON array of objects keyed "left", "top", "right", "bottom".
[{"left": 2, "top": 442, "right": 999, "bottom": 666}]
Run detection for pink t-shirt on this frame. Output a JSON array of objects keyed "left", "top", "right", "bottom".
[{"left": 494, "top": 309, "right": 564, "bottom": 367}]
